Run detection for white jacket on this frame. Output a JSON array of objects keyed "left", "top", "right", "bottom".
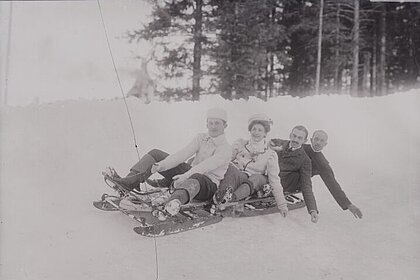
[
  {"left": 158, "top": 133, "right": 232, "bottom": 185},
  {"left": 231, "top": 138, "right": 286, "bottom": 208}
]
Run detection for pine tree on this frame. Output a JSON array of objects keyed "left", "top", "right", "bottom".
[
  {"left": 385, "top": 3, "right": 420, "bottom": 92},
  {"left": 211, "top": 0, "right": 287, "bottom": 100},
  {"left": 351, "top": 0, "right": 360, "bottom": 96},
  {"left": 125, "top": 0, "right": 420, "bottom": 100},
  {"left": 282, "top": 0, "right": 318, "bottom": 96},
  {"left": 127, "top": 0, "right": 209, "bottom": 101}
]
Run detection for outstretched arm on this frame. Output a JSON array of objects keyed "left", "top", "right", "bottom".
[
  {"left": 156, "top": 135, "right": 200, "bottom": 172},
  {"left": 318, "top": 164, "right": 362, "bottom": 218},
  {"left": 300, "top": 158, "right": 318, "bottom": 222},
  {"left": 266, "top": 153, "right": 288, "bottom": 217},
  {"left": 347, "top": 204, "right": 363, "bottom": 218},
  {"left": 318, "top": 164, "right": 352, "bottom": 209}
]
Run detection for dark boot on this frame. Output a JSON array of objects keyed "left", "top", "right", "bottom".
[
  {"left": 114, "top": 154, "right": 157, "bottom": 191},
  {"left": 146, "top": 178, "right": 172, "bottom": 189},
  {"left": 113, "top": 173, "right": 143, "bottom": 191},
  {"left": 129, "top": 153, "right": 156, "bottom": 180}
]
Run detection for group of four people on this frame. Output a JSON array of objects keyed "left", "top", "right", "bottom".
[{"left": 106, "top": 108, "right": 362, "bottom": 223}]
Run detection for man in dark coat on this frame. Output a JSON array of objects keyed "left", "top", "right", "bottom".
[
  {"left": 270, "top": 125, "right": 319, "bottom": 223},
  {"left": 303, "top": 130, "right": 363, "bottom": 219}
]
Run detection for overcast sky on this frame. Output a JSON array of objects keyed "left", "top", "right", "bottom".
[{"left": 0, "top": 0, "right": 152, "bottom": 106}]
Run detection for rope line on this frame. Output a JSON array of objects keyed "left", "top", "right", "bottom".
[
  {"left": 96, "top": 1, "right": 160, "bottom": 279},
  {"left": 96, "top": 0, "right": 140, "bottom": 160},
  {"left": 4, "top": 2, "right": 13, "bottom": 105}
]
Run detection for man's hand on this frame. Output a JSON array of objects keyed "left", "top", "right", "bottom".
[
  {"left": 151, "top": 163, "right": 164, "bottom": 174},
  {"left": 310, "top": 211, "right": 319, "bottom": 223},
  {"left": 347, "top": 204, "right": 363, "bottom": 219},
  {"left": 172, "top": 173, "right": 188, "bottom": 188},
  {"left": 269, "top": 140, "right": 283, "bottom": 152},
  {"left": 278, "top": 205, "right": 288, "bottom": 218}
]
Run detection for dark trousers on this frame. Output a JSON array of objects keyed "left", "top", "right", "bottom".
[
  {"left": 144, "top": 150, "right": 216, "bottom": 201},
  {"left": 218, "top": 164, "right": 252, "bottom": 193},
  {"left": 280, "top": 172, "right": 302, "bottom": 193},
  {"left": 149, "top": 149, "right": 191, "bottom": 179},
  {"left": 130, "top": 149, "right": 191, "bottom": 183}
]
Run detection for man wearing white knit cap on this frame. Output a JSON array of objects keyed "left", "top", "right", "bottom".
[
  {"left": 157, "top": 107, "right": 231, "bottom": 215},
  {"left": 105, "top": 107, "right": 232, "bottom": 216}
]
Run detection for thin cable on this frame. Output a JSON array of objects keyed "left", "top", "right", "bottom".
[
  {"left": 96, "top": 1, "right": 160, "bottom": 279},
  {"left": 4, "top": 2, "right": 13, "bottom": 105},
  {"left": 96, "top": 0, "right": 140, "bottom": 160},
  {"left": 154, "top": 238, "right": 159, "bottom": 279}
]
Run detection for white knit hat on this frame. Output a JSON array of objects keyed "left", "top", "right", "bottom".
[
  {"left": 207, "top": 107, "right": 228, "bottom": 122},
  {"left": 248, "top": 113, "right": 273, "bottom": 132}
]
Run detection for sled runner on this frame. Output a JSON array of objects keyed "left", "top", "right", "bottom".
[
  {"left": 133, "top": 202, "right": 223, "bottom": 237},
  {"left": 93, "top": 172, "right": 168, "bottom": 214},
  {"left": 101, "top": 172, "right": 164, "bottom": 205},
  {"left": 93, "top": 194, "right": 154, "bottom": 212},
  {"left": 94, "top": 193, "right": 222, "bottom": 237},
  {"left": 94, "top": 194, "right": 306, "bottom": 237},
  {"left": 216, "top": 192, "right": 306, "bottom": 218},
  {"left": 94, "top": 172, "right": 223, "bottom": 236},
  {"left": 133, "top": 193, "right": 304, "bottom": 237},
  {"left": 94, "top": 173, "right": 306, "bottom": 237},
  {"left": 93, "top": 196, "right": 120, "bottom": 211}
]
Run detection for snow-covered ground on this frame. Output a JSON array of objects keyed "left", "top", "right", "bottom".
[{"left": 1, "top": 91, "right": 420, "bottom": 280}]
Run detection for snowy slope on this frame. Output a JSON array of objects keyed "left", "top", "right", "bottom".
[{"left": 1, "top": 91, "right": 420, "bottom": 280}]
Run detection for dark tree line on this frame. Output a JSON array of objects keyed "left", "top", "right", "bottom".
[{"left": 127, "top": 0, "right": 420, "bottom": 101}]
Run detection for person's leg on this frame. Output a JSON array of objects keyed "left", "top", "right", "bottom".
[
  {"left": 248, "top": 174, "right": 269, "bottom": 193},
  {"left": 213, "top": 164, "right": 242, "bottom": 203},
  {"left": 158, "top": 163, "right": 191, "bottom": 181},
  {"left": 146, "top": 177, "right": 173, "bottom": 189},
  {"left": 167, "top": 173, "right": 217, "bottom": 204},
  {"left": 126, "top": 149, "right": 162, "bottom": 177},
  {"left": 164, "top": 174, "right": 216, "bottom": 215},
  {"left": 231, "top": 183, "right": 252, "bottom": 201},
  {"left": 115, "top": 149, "right": 190, "bottom": 191},
  {"left": 167, "top": 179, "right": 200, "bottom": 205},
  {"left": 112, "top": 150, "right": 159, "bottom": 190},
  {"left": 225, "top": 171, "right": 254, "bottom": 201},
  {"left": 188, "top": 173, "right": 218, "bottom": 201},
  {"left": 148, "top": 149, "right": 191, "bottom": 188}
]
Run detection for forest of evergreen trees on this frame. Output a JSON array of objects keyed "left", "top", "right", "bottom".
[{"left": 127, "top": 0, "right": 420, "bottom": 101}]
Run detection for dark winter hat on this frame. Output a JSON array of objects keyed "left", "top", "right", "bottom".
[{"left": 248, "top": 113, "right": 273, "bottom": 133}]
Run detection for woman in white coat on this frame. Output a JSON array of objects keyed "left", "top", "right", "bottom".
[{"left": 214, "top": 114, "right": 288, "bottom": 217}]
